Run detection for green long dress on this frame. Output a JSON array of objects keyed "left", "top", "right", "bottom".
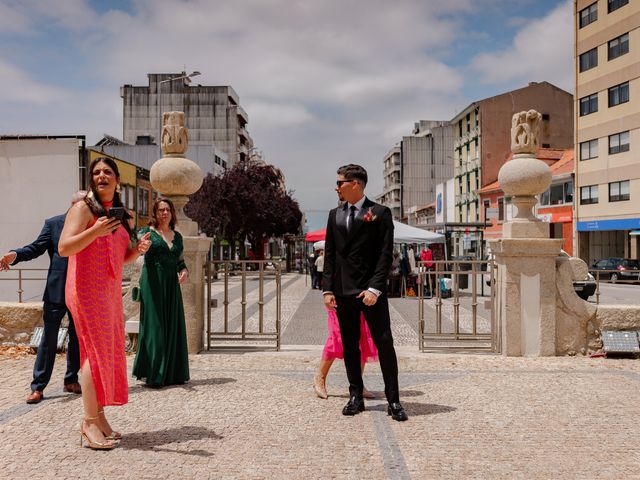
[{"left": 133, "top": 227, "right": 190, "bottom": 387}]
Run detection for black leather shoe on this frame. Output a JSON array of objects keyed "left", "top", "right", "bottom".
[
  {"left": 387, "top": 402, "right": 408, "bottom": 421},
  {"left": 342, "top": 396, "right": 365, "bottom": 416}
]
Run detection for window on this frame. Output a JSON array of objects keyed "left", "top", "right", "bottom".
[
  {"left": 540, "top": 189, "right": 550, "bottom": 206},
  {"left": 580, "top": 93, "right": 598, "bottom": 116},
  {"left": 549, "top": 184, "right": 565, "bottom": 205},
  {"left": 608, "top": 82, "right": 629, "bottom": 107},
  {"left": 565, "top": 180, "right": 573, "bottom": 203},
  {"left": 579, "top": 47, "right": 598, "bottom": 72},
  {"left": 608, "top": 0, "right": 628, "bottom": 13},
  {"left": 609, "top": 131, "right": 630, "bottom": 154},
  {"left": 579, "top": 2, "right": 597, "bottom": 28},
  {"left": 608, "top": 33, "right": 629, "bottom": 60},
  {"left": 137, "top": 186, "right": 149, "bottom": 215},
  {"left": 497, "top": 197, "right": 505, "bottom": 222},
  {"left": 483, "top": 199, "right": 490, "bottom": 220},
  {"left": 542, "top": 113, "right": 550, "bottom": 121},
  {"left": 124, "top": 185, "right": 135, "bottom": 210},
  {"left": 609, "top": 180, "right": 630, "bottom": 202},
  {"left": 580, "top": 185, "right": 599, "bottom": 205},
  {"left": 580, "top": 139, "right": 598, "bottom": 160},
  {"left": 466, "top": 113, "right": 470, "bottom": 133}
]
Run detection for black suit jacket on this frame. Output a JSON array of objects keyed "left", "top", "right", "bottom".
[
  {"left": 12, "top": 214, "right": 68, "bottom": 305},
  {"left": 323, "top": 198, "right": 393, "bottom": 296}
]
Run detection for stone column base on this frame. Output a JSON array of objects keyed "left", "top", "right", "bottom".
[
  {"left": 491, "top": 238, "right": 563, "bottom": 356},
  {"left": 181, "top": 235, "right": 212, "bottom": 354}
]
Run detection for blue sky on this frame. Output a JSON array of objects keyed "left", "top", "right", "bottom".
[{"left": 0, "top": 0, "right": 573, "bottom": 230}]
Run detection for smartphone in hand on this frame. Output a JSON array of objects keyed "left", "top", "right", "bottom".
[{"left": 107, "top": 207, "right": 127, "bottom": 221}]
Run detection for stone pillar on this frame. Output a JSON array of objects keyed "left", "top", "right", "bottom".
[
  {"left": 150, "top": 111, "right": 212, "bottom": 353},
  {"left": 490, "top": 110, "right": 562, "bottom": 356}
]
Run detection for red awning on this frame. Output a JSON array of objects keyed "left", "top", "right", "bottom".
[{"left": 305, "top": 228, "right": 326, "bottom": 242}]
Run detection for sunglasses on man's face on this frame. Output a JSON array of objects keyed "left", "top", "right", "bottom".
[{"left": 336, "top": 179, "right": 354, "bottom": 187}]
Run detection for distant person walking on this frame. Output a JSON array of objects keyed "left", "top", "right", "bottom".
[
  {"left": 60, "top": 157, "right": 151, "bottom": 450},
  {"left": 133, "top": 198, "right": 190, "bottom": 388},
  {"left": 0, "top": 192, "right": 85, "bottom": 404},
  {"left": 314, "top": 250, "right": 325, "bottom": 290}
]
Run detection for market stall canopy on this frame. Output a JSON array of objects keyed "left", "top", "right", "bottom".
[
  {"left": 392, "top": 221, "right": 445, "bottom": 244},
  {"left": 305, "top": 223, "right": 444, "bottom": 244},
  {"left": 313, "top": 240, "right": 325, "bottom": 250},
  {"left": 306, "top": 228, "right": 326, "bottom": 242}
]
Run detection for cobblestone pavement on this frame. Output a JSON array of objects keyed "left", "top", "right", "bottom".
[{"left": 3, "top": 274, "right": 640, "bottom": 479}]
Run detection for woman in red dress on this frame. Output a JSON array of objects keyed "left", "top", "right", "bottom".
[
  {"left": 313, "top": 309, "right": 378, "bottom": 399},
  {"left": 60, "top": 157, "right": 151, "bottom": 450}
]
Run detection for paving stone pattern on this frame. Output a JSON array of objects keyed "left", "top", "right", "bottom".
[{"left": 2, "top": 274, "right": 640, "bottom": 478}]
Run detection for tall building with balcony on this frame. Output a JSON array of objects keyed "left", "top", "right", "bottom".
[
  {"left": 377, "top": 120, "right": 454, "bottom": 222},
  {"left": 121, "top": 73, "right": 254, "bottom": 166},
  {"left": 574, "top": 0, "right": 640, "bottom": 263},
  {"left": 378, "top": 145, "right": 402, "bottom": 219},
  {"left": 452, "top": 82, "right": 573, "bottom": 225}
]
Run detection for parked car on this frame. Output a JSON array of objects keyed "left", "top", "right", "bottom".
[
  {"left": 572, "top": 272, "right": 597, "bottom": 301},
  {"left": 590, "top": 258, "right": 640, "bottom": 283}
]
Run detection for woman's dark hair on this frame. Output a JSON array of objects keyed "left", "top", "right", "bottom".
[
  {"left": 85, "top": 156, "right": 134, "bottom": 239},
  {"left": 149, "top": 197, "right": 178, "bottom": 230}
]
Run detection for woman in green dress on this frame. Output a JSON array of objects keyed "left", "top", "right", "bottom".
[{"left": 133, "top": 198, "right": 190, "bottom": 387}]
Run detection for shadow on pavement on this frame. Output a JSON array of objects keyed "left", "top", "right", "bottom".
[
  {"left": 366, "top": 402, "right": 456, "bottom": 417},
  {"left": 120, "top": 426, "right": 223, "bottom": 457},
  {"left": 129, "top": 377, "right": 237, "bottom": 393}
]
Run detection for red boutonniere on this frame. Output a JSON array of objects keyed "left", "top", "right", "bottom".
[{"left": 363, "top": 207, "right": 377, "bottom": 222}]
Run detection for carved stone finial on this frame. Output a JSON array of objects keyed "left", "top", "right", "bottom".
[
  {"left": 511, "top": 109, "right": 541, "bottom": 155},
  {"left": 161, "top": 111, "right": 188, "bottom": 156}
]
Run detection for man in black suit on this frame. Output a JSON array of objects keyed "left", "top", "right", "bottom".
[
  {"left": 322, "top": 164, "right": 407, "bottom": 421},
  {"left": 0, "top": 193, "right": 84, "bottom": 404}
]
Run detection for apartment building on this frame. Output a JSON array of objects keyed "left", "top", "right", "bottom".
[
  {"left": 377, "top": 120, "right": 454, "bottom": 221},
  {"left": 575, "top": 0, "right": 640, "bottom": 262},
  {"left": 452, "top": 82, "right": 573, "bottom": 224},
  {"left": 378, "top": 145, "right": 402, "bottom": 220},
  {"left": 121, "top": 73, "right": 254, "bottom": 166}
]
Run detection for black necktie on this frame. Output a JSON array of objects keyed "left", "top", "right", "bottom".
[{"left": 348, "top": 205, "right": 356, "bottom": 231}]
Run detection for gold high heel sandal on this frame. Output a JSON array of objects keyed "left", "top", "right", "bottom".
[
  {"left": 313, "top": 373, "right": 328, "bottom": 399},
  {"left": 97, "top": 409, "right": 122, "bottom": 441},
  {"left": 80, "top": 416, "right": 117, "bottom": 450}
]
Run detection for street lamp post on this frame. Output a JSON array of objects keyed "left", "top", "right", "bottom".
[{"left": 157, "top": 71, "right": 201, "bottom": 146}]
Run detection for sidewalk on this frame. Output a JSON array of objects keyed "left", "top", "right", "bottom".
[{"left": 2, "top": 276, "right": 640, "bottom": 479}]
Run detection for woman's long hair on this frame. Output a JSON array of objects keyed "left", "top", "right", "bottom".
[
  {"left": 149, "top": 197, "right": 178, "bottom": 230},
  {"left": 85, "top": 156, "right": 134, "bottom": 239}
]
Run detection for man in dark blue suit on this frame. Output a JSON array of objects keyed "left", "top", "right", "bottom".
[{"left": 0, "top": 193, "right": 84, "bottom": 404}]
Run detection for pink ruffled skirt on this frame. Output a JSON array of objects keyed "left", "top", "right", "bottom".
[{"left": 322, "top": 309, "right": 378, "bottom": 363}]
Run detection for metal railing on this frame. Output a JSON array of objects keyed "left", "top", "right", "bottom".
[
  {"left": 417, "top": 259, "right": 499, "bottom": 353},
  {"left": 205, "top": 260, "right": 281, "bottom": 351},
  {"left": 0, "top": 268, "right": 48, "bottom": 302}
]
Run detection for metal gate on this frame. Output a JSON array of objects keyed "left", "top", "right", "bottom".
[
  {"left": 417, "top": 259, "right": 500, "bottom": 353},
  {"left": 205, "top": 260, "right": 282, "bottom": 351}
]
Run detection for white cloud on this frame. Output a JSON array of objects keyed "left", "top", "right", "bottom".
[
  {"left": 247, "top": 101, "right": 314, "bottom": 128},
  {"left": 470, "top": 0, "right": 573, "bottom": 92},
  {"left": 0, "top": 60, "right": 69, "bottom": 105},
  {"left": 0, "top": 1, "right": 32, "bottom": 34},
  {"left": 0, "top": 0, "right": 570, "bottom": 211}
]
